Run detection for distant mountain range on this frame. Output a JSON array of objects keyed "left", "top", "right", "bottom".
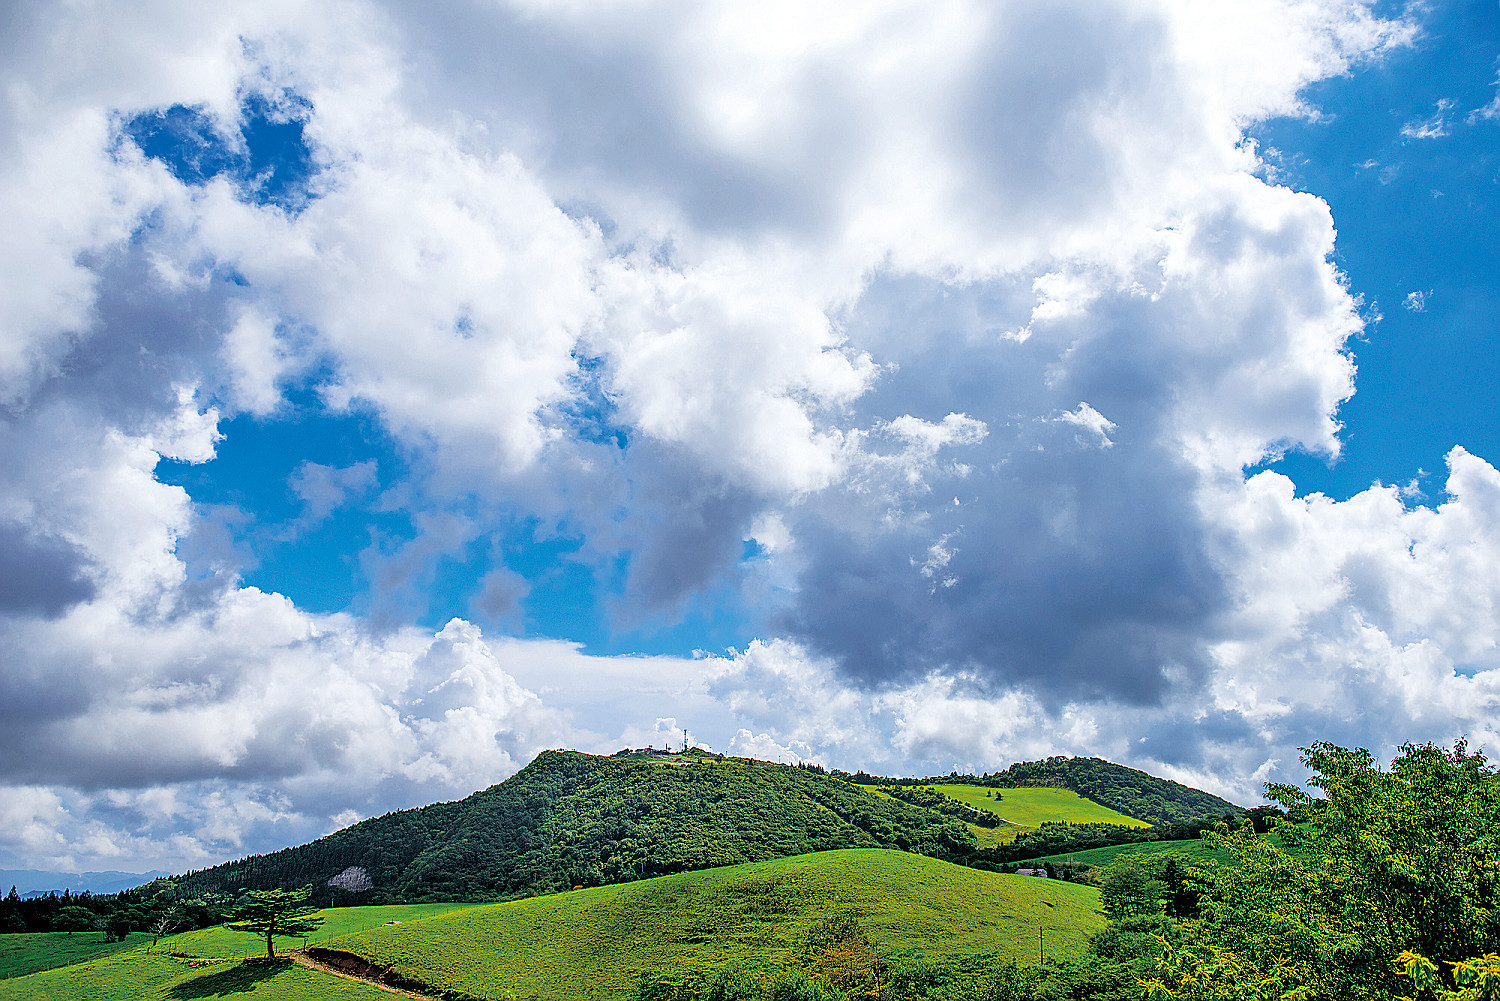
[
  {"left": 169, "top": 748, "right": 1243, "bottom": 904},
  {"left": 1, "top": 868, "right": 170, "bottom": 898}
]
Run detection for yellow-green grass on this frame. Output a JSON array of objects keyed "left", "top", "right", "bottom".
[
  {"left": 934, "top": 786, "right": 1149, "bottom": 829},
  {"left": 327, "top": 849, "right": 1104, "bottom": 1001},
  {"left": 0, "top": 933, "right": 150, "bottom": 981},
  {"left": 163, "top": 902, "right": 480, "bottom": 960},
  {"left": 857, "top": 783, "right": 1145, "bottom": 845},
  {"left": 0, "top": 905, "right": 477, "bottom": 1001},
  {"left": 0, "top": 949, "right": 395, "bottom": 1001}
]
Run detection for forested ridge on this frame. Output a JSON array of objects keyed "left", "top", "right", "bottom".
[{"left": 169, "top": 750, "right": 973, "bottom": 903}]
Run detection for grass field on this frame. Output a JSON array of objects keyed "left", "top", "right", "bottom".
[
  {"left": 326, "top": 849, "right": 1104, "bottom": 1001},
  {"left": 935, "top": 786, "right": 1149, "bottom": 829},
  {"left": 162, "top": 902, "right": 480, "bottom": 960},
  {"left": 857, "top": 783, "right": 1147, "bottom": 844},
  {"left": 0, "top": 933, "right": 151, "bottom": 981},
  {"left": 0, "top": 904, "right": 479, "bottom": 1000},
  {"left": 0, "top": 950, "right": 400, "bottom": 1001}
]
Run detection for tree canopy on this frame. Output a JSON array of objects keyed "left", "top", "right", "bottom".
[
  {"left": 227, "top": 886, "right": 324, "bottom": 959},
  {"left": 1145, "top": 740, "right": 1500, "bottom": 1000}
]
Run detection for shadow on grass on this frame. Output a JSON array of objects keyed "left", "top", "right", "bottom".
[{"left": 167, "top": 958, "right": 290, "bottom": 998}]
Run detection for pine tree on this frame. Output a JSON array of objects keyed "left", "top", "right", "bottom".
[{"left": 227, "top": 887, "right": 324, "bottom": 959}]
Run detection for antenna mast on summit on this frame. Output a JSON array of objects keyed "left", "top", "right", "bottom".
[{"left": 683, "top": 728, "right": 690, "bottom": 753}]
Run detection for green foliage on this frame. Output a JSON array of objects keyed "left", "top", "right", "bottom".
[
  {"left": 226, "top": 888, "right": 324, "bottom": 960},
  {"left": 1150, "top": 741, "right": 1500, "bottom": 1001},
  {"left": 172, "top": 752, "right": 975, "bottom": 904},
  {"left": 1395, "top": 950, "right": 1500, "bottom": 1001},
  {"left": 1097, "top": 860, "right": 1166, "bottom": 921},
  {"left": 878, "top": 787, "right": 1002, "bottom": 828},
  {"left": 985, "top": 758, "right": 1243, "bottom": 826}
]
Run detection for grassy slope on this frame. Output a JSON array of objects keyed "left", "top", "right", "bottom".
[
  {"left": 0, "top": 951, "right": 395, "bottom": 1001},
  {"left": 329, "top": 849, "right": 1104, "bottom": 1001},
  {"left": 939, "top": 786, "right": 1150, "bottom": 828},
  {"left": 0, "top": 904, "right": 474, "bottom": 1001},
  {"left": 857, "top": 783, "right": 1148, "bottom": 845},
  {"left": 0, "top": 933, "right": 150, "bottom": 981}
]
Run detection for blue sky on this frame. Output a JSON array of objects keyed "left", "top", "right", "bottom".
[
  {"left": 1251, "top": 0, "right": 1500, "bottom": 501},
  {"left": 2, "top": 0, "right": 1499, "bottom": 873}
]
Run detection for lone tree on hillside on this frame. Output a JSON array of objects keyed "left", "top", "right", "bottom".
[{"left": 227, "top": 887, "right": 324, "bottom": 959}]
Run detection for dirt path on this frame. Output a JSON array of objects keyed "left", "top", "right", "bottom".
[{"left": 290, "top": 949, "right": 436, "bottom": 1000}]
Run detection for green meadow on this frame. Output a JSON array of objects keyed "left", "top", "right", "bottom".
[
  {"left": 857, "top": 783, "right": 1147, "bottom": 847},
  {"left": 0, "top": 904, "right": 477, "bottom": 1001},
  {"left": 935, "top": 786, "right": 1149, "bottom": 829},
  {"left": 163, "top": 902, "right": 480, "bottom": 960},
  {"left": 0, "top": 950, "right": 396, "bottom": 1001},
  {"left": 326, "top": 848, "right": 1104, "bottom": 1001},
  {"left": 1, "top": 855, "right": 1099, "bottom": 1001},
  {"left": 0, "top": 933, "right": 151, "bottom": 981}
]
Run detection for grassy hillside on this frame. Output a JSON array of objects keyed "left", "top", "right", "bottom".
[
  {"left": 0, "top": 905, "right": 464, "bottom": 1000},
  {"left": 0, "top": 933, "right": 150, "bottom": 981},
  {"left": 173, "top": 751, "right": 973, "bottom": 903},
  {"left": 0, "top": 950, "right": 394, "bottom": 1001},
  {"left": 985, "top": 757, "right": 1241, "bottom": 825},
  {"left": 858, "top": 783, "right": 1148, "bottom": 850},
  {"left": 164, "top": 902, "right": 481, "bottom": 960},
  {"left": 934, "top": 785, "right": 1150, "bottom": 828},
  {"left": 326, "top": 849, "right": 1104, "bottom": 1001}
]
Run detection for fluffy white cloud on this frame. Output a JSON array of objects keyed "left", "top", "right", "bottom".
[{"left": 11, "top": 0, "right": 1500, "bottom": 876}]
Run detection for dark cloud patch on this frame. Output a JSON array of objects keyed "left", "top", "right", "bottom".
[
  {"left": 1137, "top": 710, "right": 1256, "bottom": 767},
  {"left": 787, "top": 436, "right": 1224, "bottom": 705},
  {"left": 35, "top": 245, "right": 233, "bottom": 427},
  {"left": 779, "top": 272, "right": 1232, "bottom": 706},
  {"left": 612, "top": 457, "right": 761, "bottom": 626},
  {"left": 0, "top": 523, "right": 94, "bottom": 617}
]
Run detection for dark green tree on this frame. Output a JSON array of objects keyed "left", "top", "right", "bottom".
[
  {"left": 56, "top": 905, "right": 93, "bottom": 935},
  {"left": 227, "top": 887, "right": 324, "bottom": 959}
]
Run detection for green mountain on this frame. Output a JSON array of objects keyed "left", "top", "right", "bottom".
[
  {"left": 172, "top": 750, "right": 974, "bottom": 903},
  {"left": 984, "top": 756, "right": 1241, "bottom": 825},
  {"left": 169, "top": 749, "right": 1242, "bottom": 906}
]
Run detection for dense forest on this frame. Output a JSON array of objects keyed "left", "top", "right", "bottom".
[
  {"left": 876, "top": 786, "right": 1002, "bottom": 828},
  {"left": 169, "top": 749, "right": 973, "bottom": 903}
]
